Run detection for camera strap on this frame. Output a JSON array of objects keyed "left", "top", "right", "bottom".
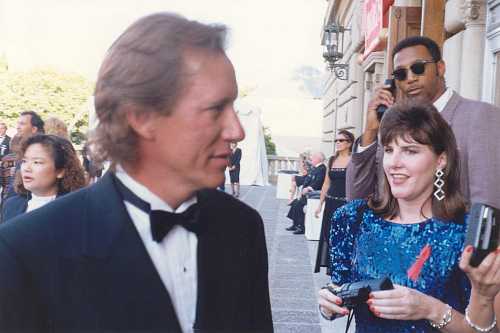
[{"left": 344, "top": 310, "right": 355, "bottom": 333}]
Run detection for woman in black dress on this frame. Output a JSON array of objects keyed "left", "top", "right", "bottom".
[
  {"left": 314, "top": 130, "right": 354, "bottom": 274},
  {"left": 229, "top": 142, "right": 242, "bottom": 197}
]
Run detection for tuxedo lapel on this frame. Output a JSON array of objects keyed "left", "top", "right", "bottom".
[
  {"left": 194, "top": 191, "right": 240, "bottom": 330},
  {"left": 77, "top": 173, "right": 182, "bottom": 331}
]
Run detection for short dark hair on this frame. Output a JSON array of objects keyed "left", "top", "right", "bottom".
[
  {"left": 392, "top": 36, "right": 442, "bottom": 63},
  {"left": 91, "top": 12, "right": 228, "bottom": 165},
  {"left": 20, "top": 111, "right": 45, "bottom": 133},
  {"left": 368, "top": 100, "right": 466, "bottom": 222}
]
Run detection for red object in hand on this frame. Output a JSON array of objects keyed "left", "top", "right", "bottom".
[{"left": 407, "top": 244, "right": 432, "bottom": 282}]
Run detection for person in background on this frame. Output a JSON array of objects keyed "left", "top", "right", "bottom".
[
  {"left": 1, "top": 134, "right": 86, "bottom": 222},
  {"left": 319, "top": 102, "right": 500, "bottom": 333},
  {"left": 228, "top": 141, "right": 242, "bottom": 197},
  {"left": 314, "top": 129, "right": 354, "bottom": 275},
  {"left": 0, "top": 123, "right": 11, "bottom": 159},
  {"left": 286, "top": 151, "right": 326, "bottom": 235},
  {"left": 3, "top": 111, "right": 45, "bottom": 200},
  {"left": 44, "top": 117, "right": 70, "bottom": 141},
  {"left": 82, "top": 140, "right": 103, "bottom": 184},
  {"left": 288, "top": 152, "right": 312, "bottom": 204},
  {"left": 0, "top": 12, "right": 272, "bottom": 332}
]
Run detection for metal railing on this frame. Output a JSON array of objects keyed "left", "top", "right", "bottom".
[{"left": 267, "top": 155, "right": 300, "bottom": 185}]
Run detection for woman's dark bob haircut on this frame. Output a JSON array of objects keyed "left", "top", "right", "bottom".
[{"left": 368, "top": 100, "right": 466, "bottom": 222}]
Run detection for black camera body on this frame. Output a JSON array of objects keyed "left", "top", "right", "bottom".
[
  {"left": 376, "top": 79, "right": 396, "bottom": 121},
  {"left": 327, "top": 277, "right": 394, "bottom": 309},
  {"left": 465, "top": 203, "right": 499, "bottom": 267}
]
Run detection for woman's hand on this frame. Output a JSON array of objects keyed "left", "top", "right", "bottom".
[
  {"left": 314, "top": 206, "right": 322, "bottom": 218},
  {"left": 459, "top": 245, "right": 500, "bottom": 302},
  {"left": 368, "top": 284, "right": 440, "bottom": 321},
  {"left": 318, "top": 285, "right": 350, "bottom": 319}
]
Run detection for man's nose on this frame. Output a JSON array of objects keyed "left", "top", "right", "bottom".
[{"left": 224, "top": 108, "right": 245, "bottom": 143}]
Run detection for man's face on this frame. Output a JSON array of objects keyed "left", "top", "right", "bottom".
[
  {"left": 393, "top": 45, "right": 446, "bottom": 103},
  {"left": 0, "top": 124, "right": 6, "bottom": 136},
  {"left": 17, "top": 115, "right": 37, "bottom": 138},
  {"left": 143, "top": 50, "right": 245, "bottom": 191}
]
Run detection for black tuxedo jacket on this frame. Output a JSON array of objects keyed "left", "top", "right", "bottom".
[{"left": 0, "top": 173, "right": 273, "bottom": 332}]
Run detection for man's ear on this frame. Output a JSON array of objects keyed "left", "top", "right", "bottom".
[
  {"left": 31, "top": 127, "right": 38, "bottom": 134},
  {"left": 437, "top": 60, "right": 446, "bottom": 79},
  {"left": 125, "top": 106, "right": 157, "bottom": 140}
]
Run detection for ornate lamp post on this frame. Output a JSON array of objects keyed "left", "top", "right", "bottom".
[{"left": 323, "top": 23, "right": 350, "bottom": 80}]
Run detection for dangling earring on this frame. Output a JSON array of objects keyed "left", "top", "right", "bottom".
[{"left": 433, "top": 168, "right": 445, "bottom": 201}]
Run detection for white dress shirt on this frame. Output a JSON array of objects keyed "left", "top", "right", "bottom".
[
  {"left": 26, "top": 193, "right": 56, "bottom": 212},
  {"left": 357, "top": 87, "right": 454, "bottom": 152},
  {"left": 115, "top": 167, "right": 198, "bottom": 333}
]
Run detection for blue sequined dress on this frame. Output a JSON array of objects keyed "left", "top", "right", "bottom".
[{"left": 329, "top": 200, "right": 470, "bottom": 333}]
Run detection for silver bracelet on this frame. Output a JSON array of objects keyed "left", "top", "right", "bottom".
[
  {"left": 465, "top": 306, "right": 497, "bottom": 332},
  {"left": 429, "top": 304, "right": 453, "bottom": 329}
]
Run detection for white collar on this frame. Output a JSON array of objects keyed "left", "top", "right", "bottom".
[
  {"left": 433, "top": 88, "right": 453, "bottom": 112},
  {"left": 114, "top": 165, "right": 197, "bottom": 213},
  {"left": 30, "top": 193, "right": 56, "bottom": 203}
]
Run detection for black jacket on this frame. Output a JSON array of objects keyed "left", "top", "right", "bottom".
[
  {"left": 0, "top": 173, "right": 273, "bottom": 332},
  {"left": 0, "top": 135, "right": 10, "bottom": 159},
  {"left": 1, "top": 194, "right": 28, "bottom": 223}
]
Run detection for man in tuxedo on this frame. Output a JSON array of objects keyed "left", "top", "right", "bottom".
[
  {"left": 346, "top": 36, "right": 500, "bottom": 209},
  {"left": 0, "top": 122, "right": 10, "bottom": 159},
  {"left": 285, "top": 152, "right": 326, "bottom": 234},
  {"left": 0, "top": 13, "right": 272, "bottom": 332}
]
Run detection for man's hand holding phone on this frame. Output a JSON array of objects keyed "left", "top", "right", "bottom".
[{"left": 362, "top": 79, "right": 395, "bottom": 146}]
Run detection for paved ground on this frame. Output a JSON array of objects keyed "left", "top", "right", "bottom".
[{"left": 232, "top": 185, "right": 354, "bottom": 333}]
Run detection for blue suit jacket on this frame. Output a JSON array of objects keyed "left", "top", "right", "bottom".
[
  {"left": 1, "top": 194, "right": 28, "bottom": 223},
  {"left": 0, "top": 173, "right": 272, "bottom": 332}
]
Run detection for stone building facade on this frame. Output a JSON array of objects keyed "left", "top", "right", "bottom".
[{"left": 320, "top": 0, "right": 500, "bottom": 155}]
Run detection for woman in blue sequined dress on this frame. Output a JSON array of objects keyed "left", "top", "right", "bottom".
[{"left": 318, "top": 102, "right": 500, "bottom": 333}]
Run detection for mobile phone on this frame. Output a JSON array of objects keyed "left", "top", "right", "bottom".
[
  {"left": 465, "top": 203, "right": 499, "bottom": 267},
  {"left": 375, "top": 79, "right": 396, "bottom": 121}
]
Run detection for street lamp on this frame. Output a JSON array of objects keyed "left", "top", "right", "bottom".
[{"left": 323, "top": 22, "right": 350, "bottom": 80}]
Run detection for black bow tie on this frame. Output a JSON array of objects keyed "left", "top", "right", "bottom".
[
  {"left": 113, "top": 174, "right": 201, "bottom": 242},
  {"left": 150, "top": 205, "right": 200, "bottom": 242}
]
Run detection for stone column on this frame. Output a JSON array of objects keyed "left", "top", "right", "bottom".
[{"left": 460, "top": 0, "right": 487, "bottom": 100}]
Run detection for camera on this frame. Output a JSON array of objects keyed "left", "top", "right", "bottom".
[
  {"left": 465, "top": 203, "right": 499, "bottom": 267},
  {"left": 376, "top": 79, "right": 396, "bottom": 121},
  {"left": 326, "top": 277, "right": 394, "bottom": 309}
]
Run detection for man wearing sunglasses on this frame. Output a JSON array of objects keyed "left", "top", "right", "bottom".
[{"left": 346, "top": 35, "right": 500, "bottom": 209}]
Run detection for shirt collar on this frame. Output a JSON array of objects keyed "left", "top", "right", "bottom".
[
  {"left": 433, "top": 88, "right": 453, "bottom": 112},
  {"left": 30, "top": 193, "right": 56, "bottom": 203},
  {"left": 115, "top": 165, "right": 197, "bottom": 213}
]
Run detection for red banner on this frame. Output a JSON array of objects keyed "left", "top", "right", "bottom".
[{"left": 362, "top": 0, "right": 393, "bottom": 59}]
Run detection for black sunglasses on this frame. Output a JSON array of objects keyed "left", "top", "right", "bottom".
[
  {"left": 392, "top": 60, "right": 436, "bottom": 81},
  {"left": 334, "top": 139, "right": 349, "bottom": 143}
]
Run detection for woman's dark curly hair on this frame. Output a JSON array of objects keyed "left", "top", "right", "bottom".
[{"left": 14, "top": 134, "right": 87, "bottom": 196}]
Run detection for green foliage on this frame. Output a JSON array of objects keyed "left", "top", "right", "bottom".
[
  {"left": 263, "top": 127, "right": 276, "bottom": 155},
  {"left": 0, "top": 67, "right": 94, "bottom": 144}
]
